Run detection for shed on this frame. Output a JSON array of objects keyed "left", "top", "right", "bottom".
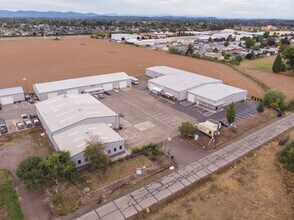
[{"left": 0, "top": 87, "right": 25, "bottom": 105}]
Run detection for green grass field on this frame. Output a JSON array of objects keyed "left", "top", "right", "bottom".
[
  {"left": 240, "top": 56, "right": 276, "bottom": 73},
  {"left": 0, "top": 170, "right": 24, "bottom": 220}
]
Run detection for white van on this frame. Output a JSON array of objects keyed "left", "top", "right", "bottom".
[{"left": 130, "top": 77, "right": 139, "bottom": 85}]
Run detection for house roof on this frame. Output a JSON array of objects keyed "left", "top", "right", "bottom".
[
  {"left": 53, "top": 123, "right": 124, "bottom": 156},
  {"left": 148, "top": 66, "right": 222, "bottom": 92},
  {"left": 0, "top": 87, "right": 24, "bottom": 97},
  {"left": 188, "top": 83, "right": 247, "bottom": 102},
  {"left": 34, "top": 72, "right": 130, "bottom": 94},
  {"left": 35, "top": 94, "right": 118, "bottom": 133}
]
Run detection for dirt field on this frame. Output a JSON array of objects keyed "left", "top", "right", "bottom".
[
  {"left": 141, "top": 130, "right": 294, "bottom": 220},
  {"left": 0, "top": 36, "right": 263, "bottom": 97},
  {"left": 237, "top": 56, "right": 294, "bottom": 99}
]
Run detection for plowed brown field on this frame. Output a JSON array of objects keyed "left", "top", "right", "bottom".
[{"left": 0, "top": 36, "right": 263, "bottom": 96}]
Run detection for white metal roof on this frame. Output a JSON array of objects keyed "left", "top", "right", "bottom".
[
  {"left": 35, "top": 94, "right": 118, "bottom": 133},
  {"left": 148, "top": 66, "right": 222, "bottom": 92},
  {"left": 0, "top": 87, "right": 24, "bottom": 97},
  {"left": 34, "top": 72, "right": 130, "bottom": 94},
  {"left": 53, "top": 123, "right": 124, "bottom": 156},
  {"left": 188, "top": 84, "right": 247, "bottom": 102}
]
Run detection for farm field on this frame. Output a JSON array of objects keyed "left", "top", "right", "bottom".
[
  {"left": 237, "top": 56, "right": 294, "bottom": 99},
  {"left": 0, "top": 36, "right": 263, "bottom": 97},
  {"left": 140, "top": 130, "right": 294, "bottom": 220}
]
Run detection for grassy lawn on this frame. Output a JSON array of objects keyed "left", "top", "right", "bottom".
[
  {"left": 47, "top": 155, "right": 153, "bottom": 216},
  {"left": 0, "top": 170, "right": 24, "bottom": 220},
  {"left": 240, "top": 56, "right": 276, "bottom": 72}
]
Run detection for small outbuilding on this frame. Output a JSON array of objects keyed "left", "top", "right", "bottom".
[
  {"left": 33, "top": 72, "right": 132, "bottom": 101},
  {"left": 0, "top": 87, "right": 25, "bottom": 105}
]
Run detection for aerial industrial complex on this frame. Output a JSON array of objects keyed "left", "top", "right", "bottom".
[{"left": 146, "top": 66, "right": 247, "bottom": 110}]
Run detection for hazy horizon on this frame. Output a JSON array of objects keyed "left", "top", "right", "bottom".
[{"left": 0, "top": 0, "right": 293, "bottom": 19}]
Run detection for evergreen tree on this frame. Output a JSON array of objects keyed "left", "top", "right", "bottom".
[
  {"left": 226, "top": 103, "right": 236, "bottom": 124},
  {"left": 272, "top": 53, "right": 286, "bottom": 73},
  {"left": 257, "top": 102, "right": 265, "bottom": 113}
]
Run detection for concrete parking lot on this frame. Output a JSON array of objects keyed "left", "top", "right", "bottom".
[
  {"left": 0, "top": 102, "right": 36, "bottom": 133},
  {"left": 100, "top": 87, "right": 196, "bottom": 150}
]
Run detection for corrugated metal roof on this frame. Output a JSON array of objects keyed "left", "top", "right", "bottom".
[
  {"left": 34, "top": 72, "right": 131, "bottom": 94},
  {"left": 35, "top": 94, "right": 118, "bottom": 133},
  {"left": 0, "top": 87, "right": 24, "bottom": 97},
  {"left": 148, "top": 66, "right": 222, "bottom": 92},
  {"left": 53, "top": 123, "right": 124, "bottom": 156},
  {"left": 188, "top": 84, "right": 247, "bottom": 102}
]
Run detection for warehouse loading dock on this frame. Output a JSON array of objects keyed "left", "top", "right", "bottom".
[
  {"left": 146, "top": 66, "right": 247, "bottom": 109},
  {"left": 33, "top": 72, "right": 132, "bottom": 101}
]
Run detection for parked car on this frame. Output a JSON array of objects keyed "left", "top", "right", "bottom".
[
  {"left": 24, "top": 120, "right": 33, "bottom": 128},
  {"left": 113, "top": 88, "right": 119, "bottom": 93},
  {"left": 30, "top": 114, "right": 40, "bottom": 125},
  {"left": 0, "top": 118, "right": 8, "bottom": 134},
  {"left": 219, "top": 120, "right": 230, "bottom": 127},
  {"left": 16, "top": 122, "right": 25, "bottom": 130},
  {"left": 21, "top": 114, "right": 29, "bottom": 122}
]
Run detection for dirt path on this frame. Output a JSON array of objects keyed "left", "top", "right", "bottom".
[
  {"left": 142, "top": 131, "right": 294, "bottom": 220},
  {"left": 0, "top": 37, "right": 263, "bottom": 97},
  {"left": 0, "top": 133, "right": 52, "bottom": 220}
]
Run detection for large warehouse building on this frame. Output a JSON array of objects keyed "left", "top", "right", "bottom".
[
  {"left": 0, "top": 87, "right": 25, "bottom": 105},
  {"left": 146, "top": 66, "right": 247, "bottom": 110},
  {"left": 35, "top": 94, "right": 124, "bottom": 168},
  {"left": 33, "top": 72, "right": 132, "bottom": 101}
]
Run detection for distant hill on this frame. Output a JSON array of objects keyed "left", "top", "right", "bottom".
[
  {"left": 0, "top": 10, "right": 99, "bottom": 18},
  {"left": 0, "top": 10, "right": 218, "bottom": 20}
]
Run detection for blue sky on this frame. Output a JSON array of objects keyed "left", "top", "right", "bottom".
[{"left": 1, "top": 0, "right": 293, "bottom": 19}]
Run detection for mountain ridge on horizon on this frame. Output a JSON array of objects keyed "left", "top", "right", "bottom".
[{"left": 0, "top": 9, "right": 292, "bottom": 20}]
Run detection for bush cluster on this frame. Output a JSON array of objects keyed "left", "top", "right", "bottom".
[
  {"left": 131, "top": 143, "right": 157, "bottom": 154},
  {"left": 277, "top": 140, "right": 294, "bottom": 171}
]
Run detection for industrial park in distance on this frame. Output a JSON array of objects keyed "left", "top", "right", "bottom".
[{"left": 0, "top": 2, "right": 294, "bottom": 220}]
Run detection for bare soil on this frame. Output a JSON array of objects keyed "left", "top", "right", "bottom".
[
  {"left": 0, "top": 36, "right": 263, "bottom": 97},
  {"left": 141, "top": 130, "right": 294, "bottom": 220}
]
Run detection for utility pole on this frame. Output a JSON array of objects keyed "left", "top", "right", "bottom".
[{"left": 23, "top": 76, "right": 28, "bottom": 94}]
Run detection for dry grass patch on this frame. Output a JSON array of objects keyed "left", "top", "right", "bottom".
[{"left": 141, "top": 131, "right": 294, "bottom": 220}]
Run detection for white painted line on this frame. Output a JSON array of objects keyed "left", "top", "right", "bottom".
[
  {"left": 56, "top": 110, "right": 74, "bottom": 117},
  {"left": 60, "top": 114, "right": 79, "bottom": 123},
  {"left": 68, "top": 131, "right": 79, "bottom": 137},
  {"left": 74, "top": 137, "right": 84, "bottom": 142}
]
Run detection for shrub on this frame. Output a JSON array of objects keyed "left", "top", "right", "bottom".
[
  {"left": 152, "top": 148, "right": 164, "bottom": 156},
  {"left": 178, "top": 122, "right": 198, "bottom": 139},
  {"left": 131, "top": 143, "right": 157, "bottom": 154},
  {"left": 277, "top": 140, "right": 294, "bottom": 171},
  {"left": 151, "top": 156, "right": 157, "bottom": 161},
  {"left": 263, "top": 89, "right": 286, "bottom": 109}
]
